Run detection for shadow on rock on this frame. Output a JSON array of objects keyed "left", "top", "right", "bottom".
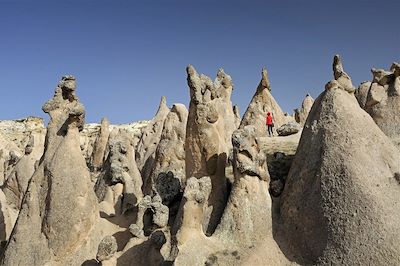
[{"left": 116, "top": 230, "right": 166, "bottom": 266}]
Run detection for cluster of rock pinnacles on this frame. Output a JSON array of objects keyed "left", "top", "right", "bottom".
[{"left": 0, "top": 55, "right": 399, "bottom": 265}]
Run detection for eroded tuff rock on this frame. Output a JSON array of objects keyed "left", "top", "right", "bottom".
[
  {"left": 2, "top": 75, "right": 99, "bottom": 265},
  {"left": 95, "top": 129, "right": 143, "bottom": 215},
  {"left": 3, "top": 133, "right": 45, "bottom": 210},
  {"left": 240, "top": 68, "right": 289, "bottom": 137},
  {"left": 276, "top": 121, "right": 301, "bottom": 136},
  {"left": 90, "top": 117, "right": 110, "bottom": 171},
  {"left": 133, "top": 195, "right": 169, "bottom": 236},
  {"left": 358, "top": 62, "right": 400, "bottom": 147},
  {"left": 294, "top": 94, "right": 314, "bottom": 125},
  {"left": 0, "top": 134, "right": 22, "bottom": 186},
  {"left": 332, "top": 54, "right": 355, "bottom": 93},
  {"left": 96, "top": 235, "right": 118, "bottom": 262},
  {"left": 145, "top": 104, "right": 188, "bottom": 204},
  {"left": 277, "top": 57, "right": 400, "bottom": 265},
  {"left": 185, "top": 65, "right": 237, "bottom": 235},
  {"left": 172, "top": 176, "right": 215, "bottom": 265},
  {"left": 136, "top": 96, "right": 170, "bottom": 188}
]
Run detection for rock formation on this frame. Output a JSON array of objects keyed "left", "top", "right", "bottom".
[
  {"left": 240, "top": 68, "right": 288, "bottom": 137},
  {"left": 0, "top": 135, "right": 22, "bottom": 186},
  {"left": 2, "top": 76, "right": 99, "bottom": 265},
  {"left": 277, "top": 56, "right": 400, "bottom": 265},
  {"left": 145, "top": 104, "right": 188, "bottom": 209},
  {"left": 276, "top": 121, "right": 301, "bottom": 136},
  {"left": 95, "top": 129, "right": 143, "bottom": 216},
  {"left": 90, "top": 117, "right": 110, "bottom": 171},
  {"left": 184, "top": 65, "right": 237, "bottom": 235},
  {"left": 294, "top": 94, "right": 314, "bottom": 125},
  {"left": 136, "top": 96, "right": 170, "bottom": 188},
  {"left": 332, "top": 54, "right": 355, "bottom": 93},
  {"left": 210, "top": 125, "right": 289, "bottom": 265},
  {"left": 357, "top": 62, "right": 400, "bottom": 147},
  {"left": 3, "top": 133, "right": 45, "bottom": 210},
  {"left": 0, "top": 57, "right": 399, "bottom": 266}
]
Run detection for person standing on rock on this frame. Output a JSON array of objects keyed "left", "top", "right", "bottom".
[{"left": 266, "top": 112, "right": 274, "bottom": 137}]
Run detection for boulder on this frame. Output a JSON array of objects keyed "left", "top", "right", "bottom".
[
  {"left": 96, "top": 235, "right": 118, "bottom": 262},
  {"left": 276, "top": 121, "right": 301, "bottom": 136}
]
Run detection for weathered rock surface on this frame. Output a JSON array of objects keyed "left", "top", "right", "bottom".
[
  {"left": 2, "top": 76, "right": 99, "bottom": 265},
  {"left": 294, "top": 94, "right": 314, "bottom": 125},
  {"left": 1, "top": 58, "right": 399, "bottom": 266},
  {"left": 240, "top": 68, "right": 288, "bottom": 137},
  {"left": 95, "top": 129, "right": 143, "bottom": 215},
  {"left": 136, "top": 96, "right": 170, "bottom": 188},
  {"left": 276, "top": 121, "right": 301, "bottom": 136},
  {"left": 96, "top": 235, "right": 118, "bottom": 262},
  {"left": 185, "top": 65, "right": 237, "bottom": 235},
  {"left": 332, "top": 54, "right": 355, "bottom": 93},
  {"left": 277, "top": 57, "right": 400, "bottom": 265},
  {"left": 145, "top": 104, "right": 188, "bottom": 205},
  {"left": 90, "top": 117, "right": 110, "bottom": 171},
  {"left": 360, "top": 62, "right": 400, "bottom": 147},
  {"left": 3, "top": 133, "right": 45, "bottom": 210}
]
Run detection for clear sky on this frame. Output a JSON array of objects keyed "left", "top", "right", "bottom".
[{"left": 1, "top": 0, "right": 399, "bottom": 124}]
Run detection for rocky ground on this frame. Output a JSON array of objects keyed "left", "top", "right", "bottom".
[{"left": 0, "top": 55, "right": 399, "bottom": 266}]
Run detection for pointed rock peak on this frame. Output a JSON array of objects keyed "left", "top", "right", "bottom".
[
  {"left": 233, "top": 105, "right": 240, "bottom": 116},
  {"left": 100, "top": 117, "right": 109, "bottom": 126},
  {"left": 217, "top": 68, "right": 225, "bottom": 77},
  {"left": 215, "top": 68, "right": 233, "bottom": 89},
  {"left": 186, "top": 64, "right": 198, "bottom": 78},
  {"left": 154, "top": 96, "right": 169, "bottom": 117},
  {"left": 260, "top": 67, "right": 271, "bottom": 91},
  {"left": 332, "top": 54, "right": 344, "bottom": 79},
  {"left": 160, "top": 96, "right": 167, "bottom": 107},
  {"left": 331, "top": 55, "right": 354, "bottom": 93}
]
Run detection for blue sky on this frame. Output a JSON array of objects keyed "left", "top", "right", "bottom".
[{"left": 1, "top": 0, "right": 399, "bottom": 124}]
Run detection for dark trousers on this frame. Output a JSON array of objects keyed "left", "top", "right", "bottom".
[{"left": 267, "top": 124, "right": 274, "bottom": 136}]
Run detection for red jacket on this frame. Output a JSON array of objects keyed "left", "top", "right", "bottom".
[{"left": 266, "top": 114, "right": 273, "bottom": 125}]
